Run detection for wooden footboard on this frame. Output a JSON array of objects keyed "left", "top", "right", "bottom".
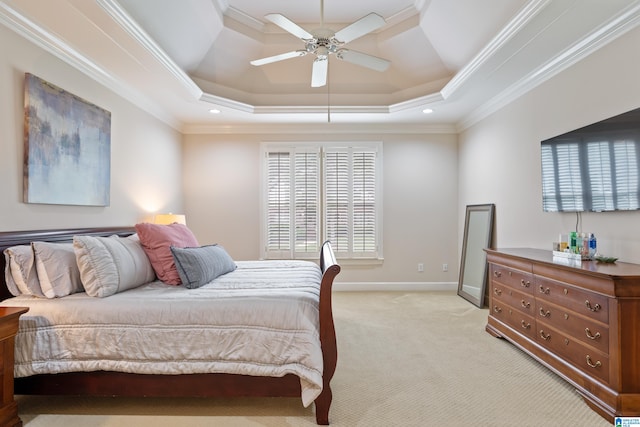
[
  {"left": 316, "top": 241, "right": 341, "bottom": 425},
  {"left": 0, "top": 228, "right": 341, "bottom": 425}
]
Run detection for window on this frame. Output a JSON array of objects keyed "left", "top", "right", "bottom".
[{"left": 262, "top": 142, "right": 382, "bottom": 260}]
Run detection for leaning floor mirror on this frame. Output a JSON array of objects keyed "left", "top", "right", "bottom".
[{"left": 457, "top": 204, "right": 495, "bottom": 307}]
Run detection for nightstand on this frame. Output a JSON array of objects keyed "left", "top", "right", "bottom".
[{"left": 0, "top": 307, "right": 28, "bottom": 427}]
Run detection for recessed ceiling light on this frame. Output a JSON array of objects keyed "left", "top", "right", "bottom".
[
  {"left": 209, "top": 108, "right": 221, "bottom": 114},
  {"left": 422, "top": 108, "right": 434, "bottom": 114}
]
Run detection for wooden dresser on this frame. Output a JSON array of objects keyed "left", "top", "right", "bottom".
[
  {"left": 0, "top": 307, "right": 28, "bottom": 427},
  {"left": 485, "top": 248, "right": 640, "bottom": 422}
]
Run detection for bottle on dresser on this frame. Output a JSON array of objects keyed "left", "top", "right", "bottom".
[
  {"left": 570, "top": 231, "right": 577, "bottom": 253},
  {"left": 588, "top": 233, "right": 597, "bottom": 257}
]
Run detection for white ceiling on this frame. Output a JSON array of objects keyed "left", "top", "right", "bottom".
[{"left": 2, "top": 0, "right": 640, "bottom": 132}]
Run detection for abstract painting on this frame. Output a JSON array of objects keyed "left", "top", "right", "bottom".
[{"left": 23, "top": 73, "right": 111, "bottom": 206}]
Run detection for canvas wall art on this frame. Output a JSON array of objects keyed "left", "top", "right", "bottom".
[{"left": 23, "top": 73, "right": 111, "bottom": 206}]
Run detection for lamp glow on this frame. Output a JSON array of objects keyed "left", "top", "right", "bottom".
[{"left": 153, "top": 213, "right": 186, "bottom": 225}]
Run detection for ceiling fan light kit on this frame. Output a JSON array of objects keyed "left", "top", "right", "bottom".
[{"left": 250, "top": 2, "right": 390, "bottom": 88}]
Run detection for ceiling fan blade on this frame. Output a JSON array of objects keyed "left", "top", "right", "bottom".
[
  {"left": 333, "top": 13, "right": 385, "bottom": 43},
  {"left": 311, "top": 57, "right": 328, "bottom": 87},
  {"left": 265, "top": 13, "right": 314, "bottom": 40},
  {"left": 250, "top": 50, "right": 307, "bottom": 66},
  {"left": 336, "top": 49, "right": 390, "bottom": 72}
]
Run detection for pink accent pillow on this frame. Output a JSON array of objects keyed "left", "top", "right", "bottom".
[{"left": 135, "top": 222, "right": 199, "bottom": 285}]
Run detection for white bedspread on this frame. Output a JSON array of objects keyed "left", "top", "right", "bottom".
[{"left": 0, "top": 260, "right": 324, "bottom": 407}]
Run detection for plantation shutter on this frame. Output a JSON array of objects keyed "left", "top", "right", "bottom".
[
  {"left": 294, "top": 150, "right": 320, "bottom": 255},
  {"left": 324, "top": 149, "right": 350, "bottom": 253},
  {"left": 324, "top": 146, "right": 379, "bottom": 258},
  {"left": 266, "top": 151, "right": 292, "bottom": 257},
  {"left": 352, "top": 149, "right": 377, "bottom": 255},
  {"left": 263, "top": 143, "right": 380, "bottom": 260}
]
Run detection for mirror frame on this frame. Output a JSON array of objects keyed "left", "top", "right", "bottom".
[{"left": 457, "top": 203, "right": 495, "bottom": 308}]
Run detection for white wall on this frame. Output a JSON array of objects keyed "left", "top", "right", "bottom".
[
  {"left": 183, "top": 133, "right": 459, "bottom": 285},
  {"left": 459, "top": 25, "right": 640, "bottom": 263},
  {"left": 0, "top": 23, "right": 183, "bottom": 231}
]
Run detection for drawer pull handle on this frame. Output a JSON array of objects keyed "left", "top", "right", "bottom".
[
  {"left": 585, "top": 300, "right": 601, "bottom": 312},
  {"left": 521, "top": 320, "right": 530, "bottom": 329},
  {"left": 494, "top": 271, "right": 502, "bottom": 278},
  {"left": 540, "top": 330, "right": 551, "bottom": 341},
  {"left": 494, "top": 288, "right": 502, "bottom": 296},
  {"left": 539, "top": 308, "right": 550, "bottom": 317},
  {"left": 586, "top": 355, "right": 602, "bottom": 368},
  {"left": 520, "top": 279, "right": 530, "bottom": 288},
  {"left": 521, "top": 300, "right": 531, "bottom": 309},
  {"left": 585, "top": 328, "right": 601, "bottom": 340},
  {"left": 539, "top": 286, "right": 550, "bottom": 294},
  {"left": 493, "top": 306, "right": 502, "bottom": 313}
]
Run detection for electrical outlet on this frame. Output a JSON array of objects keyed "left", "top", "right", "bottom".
[
  {"left": 442, "top": 263, "right": 448, "bottom": 272},
  {"left": 418, "top": 263, "right": 424, "bottom": 272}
]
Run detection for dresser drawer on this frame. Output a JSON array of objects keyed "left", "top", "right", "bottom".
[
  {"left": 537, "top": 320, "right": 609, "bottom": 384},
  {"left": 491, "top": 300, "right": 536, "bottom": 340},
  {"left": 536, "top": 299, "right": 609, "bottom": 354},
  {"left": 491, "top": 282, "right": 535, "bottom": 317},
  {"left": 490, "top": 263, "right": 534, "bottom": 294},
  {"left": 535, "top": 276, "right": 609, "bottom": 324}
]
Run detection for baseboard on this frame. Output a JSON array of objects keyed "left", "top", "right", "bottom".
[{"left": 333, "top": 282, "right": 458, "bottom": 292}]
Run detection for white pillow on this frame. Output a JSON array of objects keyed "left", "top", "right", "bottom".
[
  {"left": 5, "top": 244, "right": 46, "bottom": 297},
  {"left": 32, "top": 241, "right": 83, "bottom": 298},
  {"left": 4, "top": 249, "right": 27, "bottom": 296},
  {"left": 73, "top": 234, "right": 156, "bottom": 297}
]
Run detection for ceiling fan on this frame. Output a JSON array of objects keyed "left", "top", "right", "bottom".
[{"left": 250, "top": 0, "right": 390, "bottom": 88}]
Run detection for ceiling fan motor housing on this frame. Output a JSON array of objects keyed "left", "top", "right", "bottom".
[{"left": 307, "top": 35, "right": 339, "bottom": 59}]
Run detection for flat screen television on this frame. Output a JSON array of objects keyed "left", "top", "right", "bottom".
[{"left": 541, "top": 107, "right": 640, "bottom": 212}]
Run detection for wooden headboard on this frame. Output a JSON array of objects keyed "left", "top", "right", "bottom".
[{"left": 0, "top": 226, "right": 136, "bottom": 301}]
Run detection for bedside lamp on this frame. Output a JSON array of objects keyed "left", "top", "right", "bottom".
[{"left": 153, "top": 213, "right": 187, "bottom": 225}]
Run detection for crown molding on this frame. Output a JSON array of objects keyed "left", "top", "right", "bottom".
[
  {"left": 457, "top": 0, "right": 640, "bottom": 132},
  {"left": 390, "top": 92, "right": 444, "bottom": 113},
  {"left": 0, "top": 1, "right": 181, "bottom": 130},
  {"left": 5, "top": 0, "right": 639, "bottom": 136},
  {"left": 96, "top": 0, "right": 203, "bottom": 100},
  {"left": 441, "top": 0, "right": 551, "bottom": 100},
  {"left": 224, "top": 5, "right": 265, "bottom": 32},
  {"left": 182, "top": 122, "right": 457, "bottom": 135},
  {"left": 199, "top": 92, "right": 254, "bottom": 113}
]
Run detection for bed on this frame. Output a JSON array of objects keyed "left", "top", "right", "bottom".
[{"left": 0, "top": 226, "right": 341, "bottom": 425}]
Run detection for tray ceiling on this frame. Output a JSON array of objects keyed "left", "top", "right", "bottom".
[{"left": 1, "top": 0, "right": 640, "bottom": 132}]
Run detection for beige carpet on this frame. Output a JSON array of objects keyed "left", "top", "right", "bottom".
[{"left": 17, "top": 291, "right": 611, "bottom": 426}]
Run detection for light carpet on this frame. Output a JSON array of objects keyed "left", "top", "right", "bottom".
[{"left": 17, "top": 291, "right": 611, "bottom": 426}]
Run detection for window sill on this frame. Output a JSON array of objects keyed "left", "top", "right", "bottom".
[
  {"left": 331, "top": 257, "right": 384, "bottom": 266},
  {"left": 338, "top": 258, "right": 384, "bottom": 266}
]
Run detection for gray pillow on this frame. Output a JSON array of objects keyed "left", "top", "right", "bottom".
[
  {"left": 3, "top": 245, "right": 44, "bottom": 297},
  {"left": 170, "top": 244, "right": 237, "bottom": 289},
  {"left": 32, "top": 241, "right": 83, "bottom": 298}
]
